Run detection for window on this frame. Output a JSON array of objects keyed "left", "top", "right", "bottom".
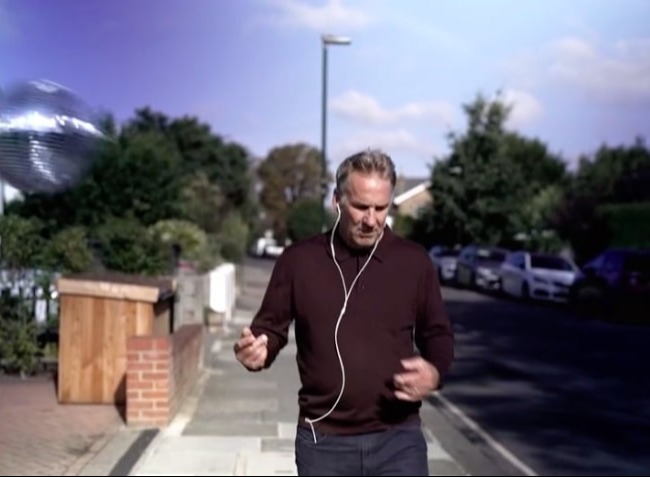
[
  {"left": 476, "top": 248, "right": 506, "bottom": 263},
  {"left": 530, "top": 254, "right": 573, "bottom": 271}
]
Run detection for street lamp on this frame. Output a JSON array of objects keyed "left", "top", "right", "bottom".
[{"left": 320, "top": 33, "right": 351, "bottom": 229}]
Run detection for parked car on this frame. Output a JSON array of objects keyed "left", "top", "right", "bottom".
[
  {"left": 428, "top": 245, "right": 459, "bottom": 284},
  {"left": 569, "top": 248, "right": 650, "bottom": 320},
  {"left": 454, "top": 245, "right": 508, "bottom": 292},
  {"left": 500, "top": 251, "right": 579, "bottom": 303},
  {"left": 250, "top": 236, "right": 285, "bottom": 259}
]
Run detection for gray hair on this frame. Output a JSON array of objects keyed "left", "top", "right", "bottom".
[{"left": 335, "top": 149, "right": 397, "bottom": 197}]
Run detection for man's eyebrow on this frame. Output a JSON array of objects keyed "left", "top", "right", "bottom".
[{"left": 350, "top": 201, "right": 390, "bottom": 208}]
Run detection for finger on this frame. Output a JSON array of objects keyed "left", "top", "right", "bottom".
[
  {"left": 243, "top": 345, "right": 268, "bottom": 370},
  {"left": 400, "top": 357, "right": 425, "bottom": 370},
  {"left": 394, "top": 390, "right": 419, "bottom": 402},
  {"left": 393, "top": 371, "right": 419, "bottom": 388},
  {"left": 234, "top": 335, "right": 256, "bottom": 352},
  {"left": 235, "top": 331, "right": 266, "bottom": 352},
  {"left": 239, "top": 335, "right": 268, "bottom": 362},
  {"left": 251, "top": 348, "right": 267, "bottom": 365},
  {"left": 249, "top": 334, "right": 268, "bottom": 352}
]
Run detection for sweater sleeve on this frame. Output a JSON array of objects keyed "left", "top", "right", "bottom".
[
  {"left": 248, "top": 250, "right": 294, "bottom": 369},
  {"left": 415, "top": 257, "right": 455, "bottom": 386}
]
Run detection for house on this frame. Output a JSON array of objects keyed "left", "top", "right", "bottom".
[{"left": 392, "top": 176, "right": 431, "bottom": 218}]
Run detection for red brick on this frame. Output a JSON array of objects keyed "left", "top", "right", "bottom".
[
  {"left": 140, "top": 351, "right": 170, "bottom": 361},
  {"left": 142, "top": 372, "right": 169, "bottom": 381},
  {"left": 128, "top": 361, "right": 154, "bottom": 371},
  {"left": 142, "top": 390, "right": 168, "bottom": 399},
  {"left": 128, "top": 338, "right": 155, "bottom": 351},
  {"left": 154, "top": 381, "right": 170, "bottom": 390},
  {"left": 128, "top": 401, "right": 154, "bottom": 409},
  {"left": 127, "top": 390, "right": 141, "bottom": 400},
  {"left": 127, "top": 380, "right": 153, "bottom": 390}
]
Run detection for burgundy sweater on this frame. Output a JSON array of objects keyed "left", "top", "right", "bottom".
[{"left": 249, "top": 227, "right": 454, "bottom": 435}]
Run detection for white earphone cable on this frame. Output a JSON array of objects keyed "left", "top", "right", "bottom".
[{"left": 304, "top": 205, "right": 383, "bottom": 443}]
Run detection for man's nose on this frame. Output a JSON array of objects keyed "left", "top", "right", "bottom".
[{"left": 362, "top": 209, "right": 377, "bottom": 227}]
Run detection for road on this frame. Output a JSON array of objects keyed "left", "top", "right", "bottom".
[
  {"left": 241, "top": 257, "right": 650, "bottom": 476},
  {"left": 435, "top": 286, "right": 650, "bottom": 476}
]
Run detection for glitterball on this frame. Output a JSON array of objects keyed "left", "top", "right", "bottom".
[{"left": 0, "top": 79, "right": 108, "bottom": 194}]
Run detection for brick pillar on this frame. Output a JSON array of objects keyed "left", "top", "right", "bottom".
[{"left": 126, "top": 337, "right": 172, "bottom": 427}]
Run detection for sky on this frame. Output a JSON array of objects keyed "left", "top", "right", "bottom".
[{"left": 1, "top": 0, "right": 649, "bottom": 186}]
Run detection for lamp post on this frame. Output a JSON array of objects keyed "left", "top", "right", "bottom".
[{"left": 320, "top": 33, "right": 351, "bottom": 229}]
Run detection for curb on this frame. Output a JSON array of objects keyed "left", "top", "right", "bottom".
[
  {"left": 62, "top": 427, "right": 120, "bottom": 476},
  {"left": 65, "top": 426, "right": 158, "bottom": 477}
]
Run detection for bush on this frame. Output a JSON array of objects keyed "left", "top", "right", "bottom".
[
  {"left": 0, "top": 215, "right": 45, "bottom": 270},
  {"left": 0, "top": 295, "right": 41, "bottom": 377},
  {"left": 94, "top": 217, "right": 170, "bottom": 275},
  {"left": 149, "top": 219, "right": 213, "bottom": 265},
  {"left": 43, "top": 226, "right": 93, "bottom": 273},
  {"left": 287, "top": 199, "right": 324, "bottom": 242},
  {"left": 219, "top": 212, "right": 249, "bottom": 263}
]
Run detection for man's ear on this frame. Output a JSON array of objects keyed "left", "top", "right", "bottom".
[{"left": 331, "top": 188, "right": 340, "bottom": 209}]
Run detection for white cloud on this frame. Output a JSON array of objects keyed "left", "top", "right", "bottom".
[
  {"left": 255, "top": 0, "right": 373, "bottom": 32},
  {"left": 333, "top": 128, "right": 436, "bottom": 163},
  {"left": 548, "top": 36, "right": 650, "bottom": 102},
  {"left": 330, "top": 90, "right": 456, "bottom": 127},
  {"left": 506, "top": 36, "right": 650, "bottom": 104},
  {"left": 502, "top": 89, "right": 543, "bottom": 128}
]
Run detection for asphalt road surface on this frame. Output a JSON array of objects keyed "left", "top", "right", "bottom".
[{"left": 436, "top": 286, "right": 650, "bottom": 476}]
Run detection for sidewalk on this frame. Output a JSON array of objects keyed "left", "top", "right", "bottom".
[
  {"left": 127, "top": 262, "right": 469, "bottom": 476},
  {"left": 0, "top": 375, "right": 123, "bottom": 476}
]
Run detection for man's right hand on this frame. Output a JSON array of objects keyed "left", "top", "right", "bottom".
[{"left": 233, "top": 327, "right": 268, "bottom": 371}]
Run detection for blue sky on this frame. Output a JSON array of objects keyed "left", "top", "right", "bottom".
[{"left": 1, "top": 0, "right": 649, "bottom": 185}]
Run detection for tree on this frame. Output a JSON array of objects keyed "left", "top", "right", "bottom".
[
  {"left": 551, "top": 136, "right": 650, "bottom": 262},
  {"left": 414, "top": 91, "right": 568, "bottom": 248},
  {"left": 257, "top": 143, "right": 327, "bottom": 240},
  {"left": 5, "top": 108, "right": 257, "bottom": 274},
  {"left": 178, "top": 171, "right": 225, "bottom": 234},
  {"left": 287, "top": 198, "right": 325, "bottom": 242}
]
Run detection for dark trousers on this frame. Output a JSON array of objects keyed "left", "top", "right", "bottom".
[{"left": 294, "top": 422, "right": 429, "bottom": 476}]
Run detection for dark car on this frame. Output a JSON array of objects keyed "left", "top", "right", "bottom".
[
  {"left": 569, "top": 248, "right": 650, "bottom": 321},
  {"left": 454, "top": 244, "right": 509, "bottom": 292}
]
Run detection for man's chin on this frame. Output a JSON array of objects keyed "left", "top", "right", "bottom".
[{"left": 352, "top": 234, "right": 378, "bottom": 247}]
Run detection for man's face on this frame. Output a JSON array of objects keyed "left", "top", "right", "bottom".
[{"left": 334, "top": 171, "right": 393, "bottom": 249}]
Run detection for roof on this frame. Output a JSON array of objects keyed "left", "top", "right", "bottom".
[
  {"left": 393, "top": 176, "right": 430, "bottom": 206},
  {"left": 56, "top": 272, "right": 176, "bottom": 303},
  {"left": 394, "top": 177, "right": 428, "bottom": 197}
]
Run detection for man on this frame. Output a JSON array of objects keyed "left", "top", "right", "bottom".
[{"left": 234, "top": 149, "right": 454, "bottom": 476}]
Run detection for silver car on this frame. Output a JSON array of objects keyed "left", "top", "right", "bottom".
[{"left": 428, "top": 245, "right": 459, "bottom": 284}]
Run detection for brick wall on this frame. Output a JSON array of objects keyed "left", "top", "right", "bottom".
[{"left": 126, "top": 324, "right": 204, "bottom": 427}]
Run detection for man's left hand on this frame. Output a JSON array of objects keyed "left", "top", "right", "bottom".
[{"left": 393, "top": 357, "right": 440, "bottom": 401}]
